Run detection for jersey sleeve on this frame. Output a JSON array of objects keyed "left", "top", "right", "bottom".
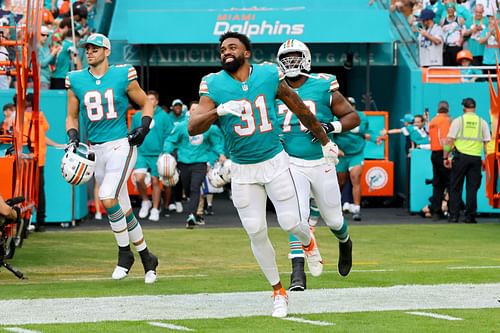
[
  {"left": 127, "top": 65, "right": 138, "bottom": 82},
  {"left": 65, "top": 72, "right": 72, "bottom": 89},
  {"left": 199, "top": 73, "right": 213, "bottom": 98},
  {"left": 326, "top": 74, "right": 339, "bottom": 92}
]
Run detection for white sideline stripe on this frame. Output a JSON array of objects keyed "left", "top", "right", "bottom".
[
  {"left": 447, "top": 266, "right": 500, "bottom": 270},
  {"left": 0, "top": 283, "right": 499, "bottom": 325},
  {"left": 282, "top": 317, "right": 335, "bottom": 326},
  {"left": 59, "top": 274, "right": 207, "bottom": 281},
  {"left": 405, "top": 311, "right": 463, "bottom": 321},
  {"left": 148, "top": 322, "right": 194, "bottom": 331},
  {"left": 4, "top": 328, "right": 42, "bottom": 333}
]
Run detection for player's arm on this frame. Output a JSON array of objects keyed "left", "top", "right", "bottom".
[
  {"left": 126, "top": 80, "right": 153, "bottom": 146},
  {"left": 330, "top": 92, "right": 359, "bottom": 131},
  {"left": 65, "top": 88, "right": 80, "bottom": 146},
  {"left": 276, "top": 80, "right": 329, "bottom": 145},
  {"left": 188, "top": 95, "right": 218, "bottom": 135}
]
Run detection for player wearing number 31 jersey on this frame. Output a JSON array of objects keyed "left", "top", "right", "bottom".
[
  {"left": 65, "top": 33, "right": 159, "bottom": 284},
  {"left": 189, "top": 32, "right": 339, "bottom": 318}
]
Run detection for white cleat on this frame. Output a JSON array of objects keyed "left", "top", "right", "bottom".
[
  {"left": 145, "top": 270, "right": 157, "bottom": 284},
  {"left": 112, "top": 266, "right": 129, "bottom": 280},
  {"left": 175, "top": 201, "right": 183, "bottom": 213},
  {"left": 139, "top": 200, "right": 152, "bottom": 219},
  {"left": 272, "top": 289, "right": 288, "bottom": 318},
  {"left": 303, "top": 228, "right": 323, "bottom": 277}
]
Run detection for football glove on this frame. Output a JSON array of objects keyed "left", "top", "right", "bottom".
[
  {"left": 308, "top": 121, "right": 342, "bottom": 142},
  {"left": 216, "top": 100, "right": 245, "bottom": 117},
  {"left": 67, "top": 128, "right": 80, "bottom": 148},
  {"left": 321, "top": 141, "right": 339, "bottom": 165},
  {"left": 128, "top": 116, "right": 152, "bottom": 146}
]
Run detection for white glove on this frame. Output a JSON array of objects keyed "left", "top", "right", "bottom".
[
  {"left": 322, "top": 141, "right": 339, "bottom": 165},
  {"left": 350, "top": 126, "right": 360, "bottom": 133},
  {"left": 216, "top": 100, "right": 245, "bottom": 117}
]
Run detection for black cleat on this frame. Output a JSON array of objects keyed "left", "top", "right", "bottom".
[
  {"left": 204, "top": 206, "right": 214, "bottom": 216},
  {"left": 352, "top": 213, "right": 362, "bottom": 221},
  {"left": 112, "top": 247, "right": 134, "bottom": 280},
  {"left": 338, "top": 238, "right": 352, "bottom": 277},
  {"left": 289, "top": 257, "right": 307, "bottom": 291}
]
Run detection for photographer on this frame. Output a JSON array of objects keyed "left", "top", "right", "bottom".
[{"left": 50, "top": 29, "right": 82, "bottom": 89}]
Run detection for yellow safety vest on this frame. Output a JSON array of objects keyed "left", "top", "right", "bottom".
[{"left": 454, "top": 113, "right": 483, "bottom": 157}]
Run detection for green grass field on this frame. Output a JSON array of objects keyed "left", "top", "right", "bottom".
[{"left": 1, "top": 223, "right": 500, "bottom": 332}]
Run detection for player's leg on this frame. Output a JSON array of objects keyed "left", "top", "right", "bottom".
[
  {"left": 336, "top": 156, "right": 351, "bottom": 213},
  {"left": 146, "top": 156, "right": 161, "bottom": 221},
  {"left": 308, "top": 197, "right": 321, "bottom": 227},
  {"left": 97, "top": 140, "right": 136, "bottom": 280},
  {"left": 311, "top": 163, "right": 352, "bottom": 277},
  {"left": 135, "top": 155, "right": 152, "bottom": 219},
  {"left": 205, "top": 194, "right": 214, "bottom": 215},
  {"left": 349, "top": 156, "right": 364, "bottom": 221},
  {"left": 232, "top": 181, "right": 287, "bottom": 317},
  {"left": 266, "top": 169, "right": 322, "bottom": 278},
  {"left": 186, "top": 163, "right": 207, "bottom": 225},
  {"left": 178, "top": 162, "right": 196, "bottom": 228},
  {"left": 287, "top": 165, "right": 312, "bottom": 291}
]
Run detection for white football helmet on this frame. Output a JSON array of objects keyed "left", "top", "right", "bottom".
[
  {"left": 220, "top": 159, "right": 232, "bottom": 183},
  {"left": 157, "top": 153, "right": 177, "bottom": 178},
  {"left": 277, "top": 39, "right": 311, "bottom": 78},
  {"left": 161, "top": 169, "right": 179, "bottom": 187},
  {"left": 61, "top": 143, "right": 96, "bottom": 185},
  {"left": 131, "top": 169, "right": 151, "bottom": 189}
]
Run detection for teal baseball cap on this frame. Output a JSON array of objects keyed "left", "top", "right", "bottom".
[
  {"left": 82, "top": 33, "right": 111, "bottom": 51},
  {"left": 400, "top": 114, "right": 414, "bottom": 123}
]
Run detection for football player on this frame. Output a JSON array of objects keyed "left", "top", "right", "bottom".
[
  {"left": 188, "top": 32, "right": 338, "bottom": 318},
  {"left": 276, "top": 39, "right": 358, "bottom": 291},
  {"left": 65, "top": 33, "right": 159, "bottom": 283}
]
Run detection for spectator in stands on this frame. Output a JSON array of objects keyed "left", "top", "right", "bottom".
[
  {"left": 0, "top": 26, "right": 11, "bottom": 89},
  {"left": 441, "top": 0, "right": 472, "bottom": 26},
  {"left": 38, "top": 25, "right": 61, "bottom": 89},
  {"left": 0, "top": 103, "right": 15, "bottom": 135},
  {"left": 476, "top": 0, "right": 497, "bottom": 17},
  {"left": 51, "top": 30, "right": 82, "bottom": 89},
  {"left": 444, "top": 98, "right": 491, "bottom": 223},
  {"left": 51, "top": 17, "right": 71, "bottom": 47},
  {"left": 440, "top": 2, "right": 464, "bottom": 66},
  {"left": 425, "top": 0, "right": 445, "bottom": 24},
  {"left": 457, "top": 49, "right": 482, "bottom": 81},
  {"left": 418, "top": 9, "right": 444, "bottom": 66},
  {"left": 462, "top": 3, "right": 486, "bottom": 66},
  {"left": 132, "top": 90, "right": 173, "bottom": 222},
  {"left": 479, "top": 15, "right": 500, "bottom": 73},
  {"left": 428, "top": 101, "right": 452, "bottom": 220}
]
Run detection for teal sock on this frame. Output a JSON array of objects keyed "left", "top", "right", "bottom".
[
  {"left": 288, "top": 233, "right": 304, "bottom": 258},
  {"left": 330, "top": 218, "right": 349, "bottom": 243}
]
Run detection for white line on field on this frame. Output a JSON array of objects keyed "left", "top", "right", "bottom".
[
  {"left": 405, "top": 311, "right": 463, "bottom": 321},
  {"left": 59, "top": 274, "right": 207, "bottom": 281},
  {"left": 282, "top": 317, "right": 335, "bottom": 326},
  {"left": 447, "top": 266, "right": 500, "bottom": 270},
  {"left": 148, "top": 322, "right": 194, "bottom": 331},
  {"left": 4, "top": 328, "right": 42, "bottom": 333},
  {"left": 1, "top": 283, "right": 499, "bottom": 325}
]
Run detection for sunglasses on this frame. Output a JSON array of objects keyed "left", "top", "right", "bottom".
[{"left": 41, "top": 34, "right": 48, "bottom": 37}]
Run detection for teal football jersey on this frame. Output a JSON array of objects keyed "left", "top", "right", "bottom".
[
  {"left": 276, "top": 73, "right": 339, "bottom": 160},
  {"left": 199, "top": 63, "right": 284, "bottom": 164},
  {"left": 335, "top": 110, "right": 370, "bottom": 155},
  {"left": 66, "top": 64, "right": 137, "bottom": 143}
]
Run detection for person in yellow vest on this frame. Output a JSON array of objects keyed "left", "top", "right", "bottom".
[{"left": 443, "top": 97, "right": 491, "bottom": 223}]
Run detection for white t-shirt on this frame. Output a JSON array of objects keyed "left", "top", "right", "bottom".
[{"left": 419, "top": 24, "right": 444, "bottom": 66}]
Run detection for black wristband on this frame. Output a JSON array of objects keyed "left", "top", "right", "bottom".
[
  {"left": 67, "top": 128, "right": 79, "bottom": 141},
  {"left": 141, "top": 116, "right": 152, "bottom": 129}
]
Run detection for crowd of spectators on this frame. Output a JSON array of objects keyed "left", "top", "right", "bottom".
[
  {"left": 0, "top": 0, "right": 100, "bottom": 90},
  {"left": 383, "top": 0, "right": 500, "bottom": 75}
]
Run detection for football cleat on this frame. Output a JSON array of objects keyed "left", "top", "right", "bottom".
[
  {"left": 289, "top": 257, "right": 306, "bottom": 291},
  {"left": 272, "top": 288, "right": 289, "bottom": 318},
  {"left": 186, "top": 214, "right": 196, "bottom": 229},
  {"left": 141, "top": 252, "right": 158, "bottom": 284},
  {"left": 112, "top": 248, "right": 134, "bottom": 280},
  {"left": 338, "top": 238, "right": 352, "bottom": 277},
  {"left": 302, "top": 228, "right": 323, "bottom": 277},
  {"left": 138, "top": 200, "right": 152, "bottom": 219}
]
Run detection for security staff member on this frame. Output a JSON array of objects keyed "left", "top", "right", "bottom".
[
  {"left": 428, "top": 101, "right": 451, "bottom": 220},
  {"left": 444, "top": 98, "right": 491, "bottom": 223}
]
